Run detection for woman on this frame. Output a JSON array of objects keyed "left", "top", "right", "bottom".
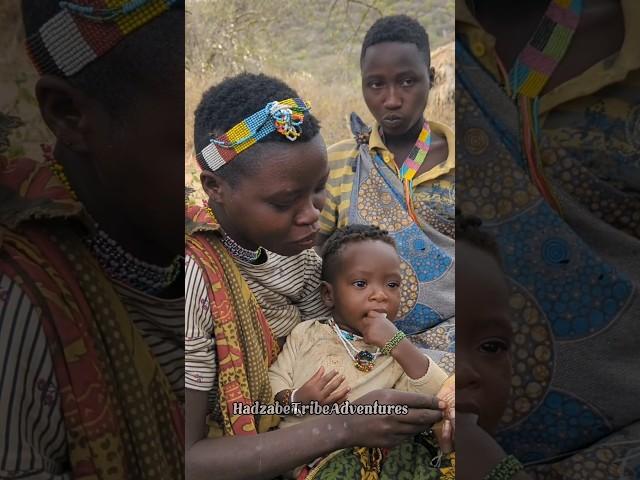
[
  {"left": 318, "top": 15, "right": 455, "bottom": 371},
  {"left": 184, "top": 73, "right": 446, "bottom": 480},
  {"left": 1, "top": 1, "right": 184, "bottom": 478}
]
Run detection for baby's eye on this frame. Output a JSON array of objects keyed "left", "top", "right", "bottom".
[
  {"left": 353, "top": 280, "right": 367, "bottom": 288},
  {"left": 387, "top": 281, "right": 400, "bottom": 288},
  {"left": 479, "top": 340, "right": 509, "bottom": 354}
]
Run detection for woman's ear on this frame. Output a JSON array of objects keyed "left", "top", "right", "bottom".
[
  {"left": 320, "top": 281, "right": 335, "bottom": 309},
  {"left": 200, "top": 170, "right": 227, "bottom": 204},
  {"left": 35, "top": 75, "right": 93, "bottom": 154}
]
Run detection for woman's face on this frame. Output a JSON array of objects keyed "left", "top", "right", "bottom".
[
  {"left": 457, "top": 241, "right": 513, "bottom": 435},
  {"left": 210, "top": 134, "right": 329, "bottom": 257},
  {"left": 361, "top": 41, "right": 430, "bottom": 136}
]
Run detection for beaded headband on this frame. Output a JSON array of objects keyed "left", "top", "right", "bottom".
[
  {"left": 26, "top": 0, "right": 180, "bottom": 77},
  {"left": 197, "top": 98, "right": 311, "bottom": 172}
]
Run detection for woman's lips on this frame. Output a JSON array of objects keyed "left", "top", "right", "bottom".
[{"left": 293, "top": 232, "right": 318, "bottom": 248}]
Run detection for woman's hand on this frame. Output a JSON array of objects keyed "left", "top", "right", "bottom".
[
  {"left": 343, "top": 389, "right": 445, "bottom": 448},
  {"left": 360, "top": 311, "right": 398, "bottom": 348},
  {"left": 295, "top": 366, "right": 350, "bottom": 405}
]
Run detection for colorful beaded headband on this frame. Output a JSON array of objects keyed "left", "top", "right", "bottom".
[
  {"left": 26, "top": 0, "right": 180, "bottom": 77},
  {"left": 197, "top": 98, "right": 311, "bottom": 172}
]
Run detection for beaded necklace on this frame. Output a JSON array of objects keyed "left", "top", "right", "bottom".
[
  {"left": 329, "top": 318, "right": 380, "bottom": 373},
  {"left": 204, "top": 206, "right": 265, "bottom": 264},
  {"left": 499, "top": 0, "right": 584, "bottom": 212},
  {"left": 384, "top": 120, "right": 432, "bottom": 224},
  {"left": 48, "top": 157, "right": 182, "bottom": 295}
]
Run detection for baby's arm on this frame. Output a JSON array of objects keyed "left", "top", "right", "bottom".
[
  {"left": 393, "top": 355, "right": 448, "bottom": 396},
  {"left": 361, "top": 311, "right": 444, "bottom": 381},
  {"left": 268, "top": 327, "right": 298, "bottom": 400},
  {"left": 392, "top": 352, "right": 452, "bottom": 452}
]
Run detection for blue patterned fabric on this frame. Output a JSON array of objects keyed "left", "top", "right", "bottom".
[
  {"left": 346, "top": 117, "right": 455, "bottom": 374},
  {"left": 456, "top": 37, "right": 640, "bottom": 475}
]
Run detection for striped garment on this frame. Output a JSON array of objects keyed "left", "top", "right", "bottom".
[
  {"left": 0, "top": 275, "right": 184, "bottom": 479},
  {"left": 185, "top": 247, "right": 329, "bottom": 397}
]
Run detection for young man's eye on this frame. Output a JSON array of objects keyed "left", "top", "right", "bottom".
[
  {"left": 353, "top": 280, "right": 367, "bottom": 288},
  {"left": 368, "top": 81, "right": 384, "bottom": 89},
  {"left": 479, "top": 340, "right": 509, "bottom": 354},
  {"left": 401, "top": 78, "right": 415, "bottom": 87}
]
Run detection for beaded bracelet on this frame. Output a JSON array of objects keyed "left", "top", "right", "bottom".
[
  {"left": 483, "top": 455, "right": 523, "bottom": 480},
  {"left": 278, "top": 389, "right": 293, "bottom": 407},
  {"left": 381, "top": 331, "right": 407, "bottom": 355}
]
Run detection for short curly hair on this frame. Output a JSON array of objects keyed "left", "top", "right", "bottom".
[
  {"left": 360, "top": 15, "right": 430, "bottom": 67},
  {"left": 456, "top": 210, "right": 503, "bottom": 266},
  {"left": 194, "top": 73, "right": 321, "bottom": 185},
  {"left": 321, "top": 224, "right": 397, "bottom": 282}
]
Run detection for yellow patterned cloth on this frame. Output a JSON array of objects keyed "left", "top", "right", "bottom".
[{"left": 185, "top": 205, "right": 280, "bottom": 437}]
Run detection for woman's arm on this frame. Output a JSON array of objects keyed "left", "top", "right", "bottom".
[{"left": 186, "top": 388, "right": 445, "bottom": 480}]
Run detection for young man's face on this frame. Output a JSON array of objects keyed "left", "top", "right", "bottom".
[
  {"left": 457, "top": 241, "right": 513, "bottom": 435},
  {"left": 206, "top": 134, "right": 329, "bottom": 257},
  {"left": 361, "top": 41, "right": 430, "bottom": 136},
  {"left": 322, "top": 240, "right": 402, "bottom": 332}
]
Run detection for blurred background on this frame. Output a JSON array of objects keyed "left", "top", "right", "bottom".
[
  {"left": 185, "top": 0, "right": 454, "bottom": 200},
  {"left": 0, "top": 1, "right": 53, "bottom": 161}
]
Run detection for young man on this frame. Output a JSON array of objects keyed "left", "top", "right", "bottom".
[{"left": 0, "top": 1, "right": 184, "bottom": 477}]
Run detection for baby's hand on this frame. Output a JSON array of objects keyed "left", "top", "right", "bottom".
[
  {"left": 295, "top": 366, "right": 350, "bottom": 405},
  {"left": 360, "top": 311, "right": 398, "bottom": 348},
  {"left": 433, "top": 375, "right": 455, "bottom": 453}
]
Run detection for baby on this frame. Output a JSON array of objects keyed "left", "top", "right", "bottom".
[
  {"left": 268, "top": 224, "right": 454, "bottom": 477},
  {"left": 456, "top": 213, "right": 529, "bottom": 479}
]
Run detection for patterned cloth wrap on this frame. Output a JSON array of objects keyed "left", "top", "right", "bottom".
[
  {"left": 456, "top": 37, "right": 640, "bottom": 477},
  {"left": 297, "top": 433, "right": 454, "bottom": 480},
  {"left": 185, "top": 204, "right": 281, "bottom": 437},
  {"left": 346, "top": 114, "right": 455, "bottom": 375},
  {"left": 0, "top": 154, "right": 185, "bottom": 480}
]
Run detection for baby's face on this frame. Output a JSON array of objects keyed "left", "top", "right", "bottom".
[
  {"left": 457, "top": 241, "right": 513, "bottom": 435},
  {"left": 323, "top": 240, "right": 402, "bottom": 333}
]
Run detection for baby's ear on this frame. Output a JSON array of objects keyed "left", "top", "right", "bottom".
[{"left": 320, "top": 281, "right": 334, "bottom": 308}]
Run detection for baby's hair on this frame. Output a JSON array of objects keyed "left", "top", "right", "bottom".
[
  {"left": 321, "top": 224, "right": 396, "bottom": 282},
  {"left": 456, "top": 209, "right": 503, "bottom": 266}
]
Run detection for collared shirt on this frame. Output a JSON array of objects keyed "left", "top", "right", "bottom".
[
  {"left": 456, "top": 0, "right": 640, "bottom": 114},
  {"left": 320, "top": 120, "right": 455, "bottom": 236}
]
